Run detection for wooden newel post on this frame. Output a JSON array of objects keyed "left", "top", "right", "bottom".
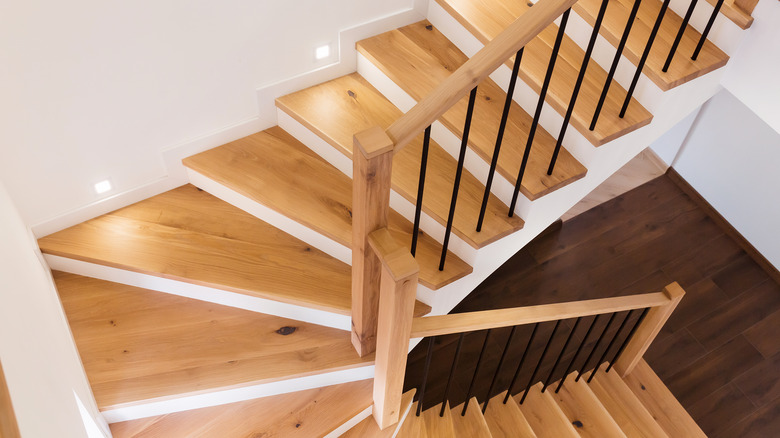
[
  {"left": 351, "top": 126, "right": 395, "bottom": 357},
  {"left": 614, "top": 282, "right": 685, "bottom": 377},
  {"left": 368, "top": 228, "right": 419, "bottom": 430}
]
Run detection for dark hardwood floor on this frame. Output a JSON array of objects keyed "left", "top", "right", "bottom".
[{"left": 404, "top": 174, "right": 780, "bottom": 437}]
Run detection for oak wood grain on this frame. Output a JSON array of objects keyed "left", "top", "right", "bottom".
[
  {"left": 436, "top": 0, "right": 653, "bottom": 146},
  {"left": 450, "top": 398, "right": 492, "bottom": 438},
  {"left": 342, "top": 389, "right": 416, "bottom": 437},
  {"left": 483, "top": 391, "right": 537, "bottom": 437},
  {"left": 515, "top": 383, "right": 579, "bottom": 437},
  {"left": 549, "top": 373, "right": 627, "bottom": 438},
  {"left": 0, "top": 360, "right": 20, "bottom": 438},
  {"left": 421, "top": 402, "right": 456, "bottom": 437}
]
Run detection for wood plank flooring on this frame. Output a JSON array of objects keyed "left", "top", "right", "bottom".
[
  {"left": 404, "top": 173, "right": 779, "bottom": 436},
  {"left": 435, "top": 0, "right": 653, "bottom": 146},
  {"left": 55, "top": 272, "right": 374, "bottom": 409}
]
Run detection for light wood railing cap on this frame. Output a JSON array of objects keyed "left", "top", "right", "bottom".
[
  {"left": 368, "top": 228, "right": 419, "bottom": 281},
  {"left": 354, "top": 126, "right": 395, "bottom": 159},
  {"left": 662, "top": 281, "right": 685, "bottom": 300}
]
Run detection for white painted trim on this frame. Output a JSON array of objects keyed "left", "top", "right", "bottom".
[
  {"left": 325, "top": 404, "right": 373, "bottom": 438},
  {"left": 186, "top": 168, "right": 352, "bottom": 265},
  {"left": 45, "top": 255, "right": 352, "bottom": 331},
  {"left": 390, "top": 394, "right": 416, "bottom": 438},
  {"left": 101, "top": 367, "right": 375, "bottom": 423},
  {"left": 278, "top": 109, "right": 354, "bottom": 178},
  {"left": 31, "top": 116, "right": 267, "bottom": 238}
]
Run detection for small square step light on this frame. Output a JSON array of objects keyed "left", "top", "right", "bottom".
[
  {"left": 94, "top": 179, "right": 112, "bottom": 195},
  {"left": 315, "top": 44, "right": 330, "bottom": 60}
]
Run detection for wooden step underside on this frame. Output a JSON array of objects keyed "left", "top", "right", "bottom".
[
  {"left": 109, "top": 380, "right": 373, "bottom": 437},
  {"left": 435, "top": 0, "right": 653, "bottom": 146},
  {"left": 55, "top": 272, "right": 375, "bottom": 411},
  {"left": 183, "top": 126, "right": 472, "bottom": 289},
  {"left": 356, "top": 22, "right": 588, "bottom": 202},
  {"left": 574, "top": 0, "right": 729, "bottom": 90},
  {"left": 275, "top": 73, "right": 525, "bottom": 248},
  {"left": 38, "top": 184, "right": 432, "bottom": 316}
]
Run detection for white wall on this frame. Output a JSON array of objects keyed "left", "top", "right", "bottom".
[
  {"left": 720, "top": 0, "right": 780, "bottom": 134},
  {"left": 672, "top": 89, "right": 780, "bottom": 270},
  {"left": 0, "top": 0, "right": 412, "bottom": 229},
  {"left": 0, "top": 183, "right": 109, "bottom": 437}
]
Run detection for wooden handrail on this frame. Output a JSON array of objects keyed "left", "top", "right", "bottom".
[
  {"left": 384, "top": 0, "right": 577, "bottom": 152},
  {"left": 410, "top": 291, "right": 671, "bottom": 338}
]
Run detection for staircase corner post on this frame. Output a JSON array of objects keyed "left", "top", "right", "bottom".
[
  {"left": 351, "top": 126, "right": 395, "bottom": 357},
  {"left": 614, "top": 282, "right": 685, "bottom": 377},
  {"left": 368, "top": 228, "right": 419, "bottom": 430}
]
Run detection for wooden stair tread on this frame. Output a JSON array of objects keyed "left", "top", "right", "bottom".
[
  {"left": 450, "top": 398, "right": 492, "bottom": 438},
  {"left": 624, "top": 360, "right": 707, "bottom": 438},
  {"left": 436, "top": 0, "right": 653, "bottom": 146},
  {"left": 515, "top": 383, "right": 579, "bottom": 438},
  {"left": 276, "top": 73, "right": 524, "bottom": 248},
  {"left": 574, "top": 0, "right": 729, "bottom": 91},
  {"left": 421, "top": 403, "right": 457, "bottom": 437},
  {"left": 397, "top": 402, "right": 427, "bottom": 437},
  {"left": 342, "top": 389, "right": 416, "bottom": 438},
  {"left": 37, "top": 185, "right": 431, "bottom": 316},
  {"left": 109, "top": 379, "right": 373, "bottom": 437},
  {"left": 54, "top": 272, "right": 374, "bottom": 410},
  {"left": 357, "top": 22, "right": 588, "bottom": 201},
  {"left": 183, "top": 126, "right": 470, "bottom": 290},
  {"left": 591, "top": 364, "right": 669, "bottom": 438},
  {"left": 483, "top": 391, "right": 537, "bottom": 438},
  {"left": 549, "top": 374, "right": 626, "bottom": 438}
]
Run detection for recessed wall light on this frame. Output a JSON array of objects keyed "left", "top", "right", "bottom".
[
  {"left": 94, "top": 180, "right": 112, "bottom": 195},
  {"left": 315, "top": 44, "right": 330, "bottom": 60}
]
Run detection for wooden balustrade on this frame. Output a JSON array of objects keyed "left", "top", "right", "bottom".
[{"left": 368, "top": 228, "right": 419, "bottom": 430}]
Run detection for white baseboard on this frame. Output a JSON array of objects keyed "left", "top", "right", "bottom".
[
  {"left": 101, "top": 366, "right": 375, "bottom": 424},
  {"left": 324, "top": 404, "right": 373, "bottom": 438},
  {"left": 45, "top": 254, "right": 351, "bottom": 331}
]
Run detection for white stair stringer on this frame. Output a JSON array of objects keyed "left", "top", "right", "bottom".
[{"left": 45, "top": 254, "right": 352, "bottom": 331}]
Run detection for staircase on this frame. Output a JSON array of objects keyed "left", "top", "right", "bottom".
[{"left": 32, "top": 0, "right": 745, "bottom": 435}]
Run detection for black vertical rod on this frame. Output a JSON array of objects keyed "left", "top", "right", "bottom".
[
  {"left": 508, "top": 9, "right": 571, "bottom": 217},
  {"left": 556, "top": 314, "right": 602, "bottom": 393},
  {"left": 620, "top": 0, "right": 670, "bottom": 118},
  {"left": 477, "top": 49, "right": 523, "bottom": 232},
  {"left": 606, "top": 307, "right": 650, "bottom": 372},
  {"left": 462, "top": 329, "right": 492, "bottom": 416},
  {"left": 504, "top": 323, "right": 540, "bottom": 403},
  {"left": 692, "top": 0, "right": 724, "bottom": 60},
  {"left": 440, "top": 333, "right": 465, "bottom": 417},
  {"left": 589, "top": 0, "right": 643, "bottom": 132},
  {"left": 416, "top": 336, "right": 436, "bottom": 416},
  {"left": 548, "top": 0, "right": 609, "bottom": 175},
  {"left": 411, "top": 125, "right": 432, "bottom": 257},
  {"left": 576, "top": 312, "right": 618, "bottom": 382},
  {"left": 663, "top": 0, "right": 698, "bottom": 72},
  {"left": 588, "top": 311, "right": 632, "bottom": 383},
  {"left": 483, "top": 326, "right": 518, "bottom": 413},
  {"left": 519, "top": 320, "right": 562, "bottom": 404},
  {"left": 542, "top": 318, "right": 583, "bottom": 392},
  {"left": 440, "top": 87, "right": 478, "bottom": 271}
]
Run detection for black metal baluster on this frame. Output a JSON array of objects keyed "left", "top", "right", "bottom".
[
  {"left": 589, "top": 0, "right": 642, "bottom": 131},
  {"left": 440, "top": 333, "right": 465, "bottom": 417},
  {"left": 477, "top": 49, "right": 523, "bottom": 232},
  {"left": 556, "top": 314, "right": 602, "bottom": 393},
  {"left": 504, "top": 323, "right": 540, "bottom": 403},
  {"left": 588, "top": 311, "right": 632, "bottom": 383},
  {"left": 606, "top": 307, "right": 650, "bottom": 372},
  {"left": 462, "top": 329, "right": 492, "bottom": 416},
  {"left": 411, "top": 126, "right": 431, "bottom": 257},
  {"left": 542, "top": 318, "right": 582, "bottom": 392},
  {"left": 663, "top": 0, "right": 698, "bottom": 72},
  {"left": 576, "top": 312, "right": 618, "bottom": 382},
  {"left": 548, "top": 0, "right": 609, "bottom": 175},
  {"left": 692, "top": 0, "right": 724, "bottom": 60},
  {"left": 483, "top": 326, "right": 518, "bottom": 413},
  {"left": 620, "top": 0, "right": 670, "bottom": 118},
  {"left": 416, "top": 336, "right": 436, "bottom": 416},
  {"left": 508, "top": 9, "right": 571, "bottom": 217},
  {"left": 440, "top": 87, "right": 478, "bottom": 271},
  {"left": 519, "top": 320, "right": 562, "bottom": 404}
]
